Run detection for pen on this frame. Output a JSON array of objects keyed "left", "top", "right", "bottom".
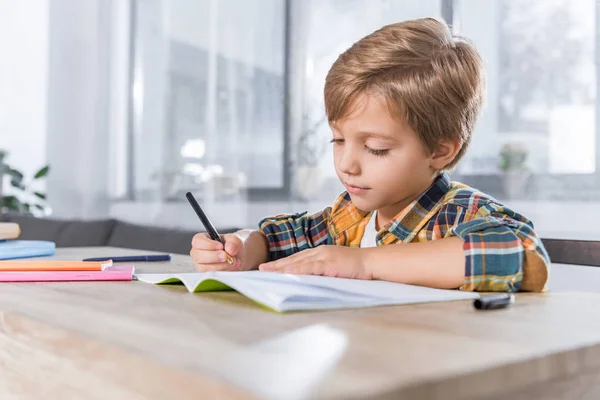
[
  {"left": 185, "top": 192, "right": 235, "bottom": 266},
  {"left": 473, "top": 293, "right": 515, "bottom": 310},
  {"left": 82, "top": 255, "right": 171, "bottom": 262}
]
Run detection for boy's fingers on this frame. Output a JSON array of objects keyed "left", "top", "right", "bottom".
[
  {"left": 259, "top": 249, "right": 307, "bottom": 270},
  {"left": 193, "top": 257, "right": 243, "bottom": 272},
  {"left": 190, "top": 249, "right": 231, "bottom": 264},
  {"left": 194, "top": 262, "right": 235, "bottom": 272},
  {"left": 192, "top": 233, "right": 223, "bottom": 250},
  {"left": 258, "top": 262, "right": 278, "bottom": 271},
  {"left": 224, "top": 235, "right": 242, "bottom": 256}
]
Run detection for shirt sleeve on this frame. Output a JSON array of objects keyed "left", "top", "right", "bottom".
[
  {"left": 450, "top": 203, "right": 550, "bottom": 293},
  {"left": 258, "top": 208, "right": 333, "bottom": 261}
]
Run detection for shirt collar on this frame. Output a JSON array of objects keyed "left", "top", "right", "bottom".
[{"left": 381, "top": 172, "right": 452, "bottom": 243}]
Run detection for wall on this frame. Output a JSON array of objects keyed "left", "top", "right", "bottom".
[
  {"left": 45, "top": 0, "right": 128, "bottom": 218},
  {"left": 0, "top": 0, "right": 49, "bottom": 182}
]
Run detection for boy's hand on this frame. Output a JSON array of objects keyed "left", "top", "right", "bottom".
[
  {"left": 258, "top": 246, "right": 373, "bottom": 280},
  {"left": 190, "top": 233, "right": 247, "bottom": 271}
]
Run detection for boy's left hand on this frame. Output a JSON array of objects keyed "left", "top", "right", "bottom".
[{"left": 258, "top": 245, "right": 373, "bottom": 280}]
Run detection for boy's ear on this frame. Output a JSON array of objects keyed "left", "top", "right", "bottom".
[{"left": 430, "top": 140, "right": 462, "bottom": 170}]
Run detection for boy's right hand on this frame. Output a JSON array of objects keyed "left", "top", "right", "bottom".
[{"left": 190, "top": 233, "right": 246, "bottom": 272}]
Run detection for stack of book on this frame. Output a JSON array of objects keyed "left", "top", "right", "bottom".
[
  {"left": 0, "top": 222, "right": 133, "bottom": 281},
  {"left": 0, "top": 221, "right": 56, "bottom": 260},
  {"left": 0, "top": 259, "right": 134, "bottom": 282}
]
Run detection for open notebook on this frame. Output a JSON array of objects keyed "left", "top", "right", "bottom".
[{"left": 136, "top": 271, "right": 480, "bottom": 312}]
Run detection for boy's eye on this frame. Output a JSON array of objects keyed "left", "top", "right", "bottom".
[
  {"left": 366, "top": 146, "right": 389, "bottom": 157},
  {"left": 330, "top": 138, "right": 344, "bottom": 144}
]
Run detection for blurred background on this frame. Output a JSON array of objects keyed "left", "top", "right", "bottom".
[{"left": 0, "top": 0, "right": 598, "bottom": 240}]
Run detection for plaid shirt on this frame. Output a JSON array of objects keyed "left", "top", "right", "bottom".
[{"left": 259, "top": 173, "right": 550, "bottom": 292}]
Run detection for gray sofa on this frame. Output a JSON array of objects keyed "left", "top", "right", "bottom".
[
  {"left": 0, "top": 214, "right": 239, "bottom": 255},
  {"left": 2, "top": 214, "right": 598, "bottom": 267}
]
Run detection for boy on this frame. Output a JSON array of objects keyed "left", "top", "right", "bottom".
[{"left": 190, "top": 18, "right": 550, "bottom": 292}]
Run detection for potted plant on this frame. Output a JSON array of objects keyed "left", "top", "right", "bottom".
[
  {"left": 294, "top": 114, "right": 328, "bottom": 201},
  {"left": 0, "top": 149, "right": 51, "bottom": 215},
  {"left": 498, "top": 143, "right": 529, "bottom": 199}
]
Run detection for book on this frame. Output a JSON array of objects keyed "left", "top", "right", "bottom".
[
  {"left": 0, "top": 222, "right": 20, "bottom": 240},
  {"left": 0, "top": 240, "right": 56, "bottom": 260},
  {"left": 135, "top": 271, "right": 480, "bottom": 312},
  {"left": 0, "top": 259, "right": 113, "bottom": 271},
  {"left": 0, "top": 265, "right": 134, "bottom": 282}
]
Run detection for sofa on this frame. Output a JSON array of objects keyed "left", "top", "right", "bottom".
[
  {"left": 2, "top": 213, "right": 598, "bottom": 267},
  {"left": 0, "top": 214, "right": 239, "bottom": 255}
]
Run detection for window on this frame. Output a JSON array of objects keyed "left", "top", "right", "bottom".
[
  {"left": 296, "top": 0, "right": 443, "bottom": 180},
  {"left": 297, "top": 0, "right": 600, "bottom": 238},
  {"left": 451, "top": 0, "right": 600, "bottom": 239},
  {"left": 125, "top": 0, "right": 288, "bottom": 204},
  {"left": 452, "top": 0, "right": 599, "bottom": 201},
  {"left": 115, "top": 0, "right": 600, "bottom": 237}
]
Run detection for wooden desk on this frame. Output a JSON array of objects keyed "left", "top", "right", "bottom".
[{"left": 1, "top": 247, "right": 599, "bottom": 400}]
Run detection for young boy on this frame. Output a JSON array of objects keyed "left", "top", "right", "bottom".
[{"left": 190, "top": 18, "right": 550, "bottom": 292}]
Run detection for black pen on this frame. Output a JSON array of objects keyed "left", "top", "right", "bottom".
[
  {"left": 185, "top": 192, "right": 235, "bottom": 266},
  {"left": 83, "top": 255, "right": 171, "bottom": 262},
  {"left": 473, "top": 293, "right": 515, "bottom": 310}
]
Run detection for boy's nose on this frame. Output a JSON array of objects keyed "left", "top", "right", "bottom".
[{"left": 338, "top": 149, "right": 361, "bottom": 176}]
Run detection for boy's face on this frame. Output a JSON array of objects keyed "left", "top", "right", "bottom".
[{"left": 330, "top": 94, "right": 440, "bottom": 217}]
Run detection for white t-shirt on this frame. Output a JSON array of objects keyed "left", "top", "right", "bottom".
[{"left": 360, "top": 211, "right": 378, "bottom": 248}]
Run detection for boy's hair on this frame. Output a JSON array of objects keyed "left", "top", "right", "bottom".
[{"left": 324, "top": 18, "right": 484, "bottom": 169}]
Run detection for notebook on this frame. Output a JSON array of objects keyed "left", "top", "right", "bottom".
[
  {"left": 136, "top": 271, "right": 480, "bottom": 312},
  {"left": 0, "top": 222, "right": 20, "bottom": 240},
  {"left": 0, "top": 240, "right": 56, "bottom": 260},
  {"left": 0, "top": 265, "right": 134, "bottom": 282}
]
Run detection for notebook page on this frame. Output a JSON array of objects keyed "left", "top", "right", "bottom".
[
  {"left": 136, "top": 272, "right": 380, "bottom": 312},
  {"left": 212, "top": 271, "right": 479, "bottom": 302}
]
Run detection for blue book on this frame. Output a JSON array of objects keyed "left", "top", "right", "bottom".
[{"left": 0, "top": 240, "right": 56, "bottom": 260}]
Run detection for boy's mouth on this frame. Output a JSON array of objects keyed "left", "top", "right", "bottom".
[{"left": 344, "top": 182, "right": 371, "bottom": 195}]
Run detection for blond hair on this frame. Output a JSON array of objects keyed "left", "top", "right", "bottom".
[{"left": 324, "top": 18, "right": 485, "bottom": 169}]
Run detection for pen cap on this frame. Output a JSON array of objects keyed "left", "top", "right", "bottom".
[{"left": 473, "top": 293, "right": 514, "bottom": 310}]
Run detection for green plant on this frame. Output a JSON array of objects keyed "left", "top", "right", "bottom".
[
  {"left": 498, "top": 143, "right": 528, "bottom": 172},
  {"left": 0, "top": 150, "right": 50, "bottom": 215}
]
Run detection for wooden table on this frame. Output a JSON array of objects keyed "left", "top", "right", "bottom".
[{"left": 1, "top": 247, "right": 599, "bottom": 400}]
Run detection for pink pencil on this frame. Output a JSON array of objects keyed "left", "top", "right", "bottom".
[{"left": 0, "top": 266, "right": 134, "bottom": 282}]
